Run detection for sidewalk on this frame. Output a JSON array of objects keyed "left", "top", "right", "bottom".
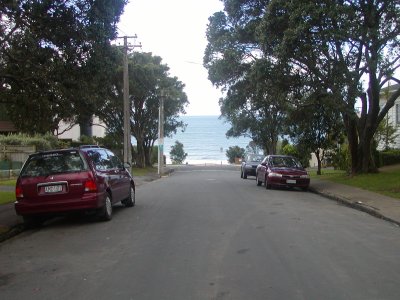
[
  {"left": 309, "top": 178, "right": 400, "bottom": 226},
  {"left": 1, "top": 170, "right": 400, "bottom": 243}
]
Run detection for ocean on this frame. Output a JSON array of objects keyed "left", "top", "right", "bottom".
[{"left": 164, "top": 115, "right": 251, "bottom": 164}]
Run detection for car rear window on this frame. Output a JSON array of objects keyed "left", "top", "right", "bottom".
[{"left": 20, "top": 151, "right": 87, "bottom": 177}]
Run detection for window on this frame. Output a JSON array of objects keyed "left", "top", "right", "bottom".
[
  {"left": 87, "top": 149, "right": 113, "bottom": 170},
  {"left": 21, "top": 151, "right": 85, "bottom": 177},
  {"left": 106, "top": 150, "right": 124, "bottom": 169}
]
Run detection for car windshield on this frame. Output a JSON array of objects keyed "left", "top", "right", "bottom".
[
  {"left": 20, "top": 151, "right": 86, "bottom": 177},
  {"left": 271, "top": 156, "right": 302, "bottom": 168},
  {"left": 248, "top": 155, "right": 264, "bottom": 162}
]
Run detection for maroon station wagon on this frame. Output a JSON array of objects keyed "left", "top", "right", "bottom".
[
  {"left": 15, "top": 146, "right": 135, "bottom": 226},
  {"left": 256, "top": 155, "right": 310, "bottom": 191}
]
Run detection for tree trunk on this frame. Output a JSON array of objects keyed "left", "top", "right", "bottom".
[
  {"left": 135, "top": 136, "right": 145, "bottom": 168},
  {"left": 343, "top": 114, "right": 359, "bottom": 175},
  {"left": 315, "top": 149, "right": 322, "bottom": 175},
  {"left": 79, "top": 115, "right": 93, "bottom": 137}
]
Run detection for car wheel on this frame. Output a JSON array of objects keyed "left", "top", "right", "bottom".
[
  {"left": 123, "top": 185, "right": 136, "bottom": 207},
  {"left": 256, "top": 174, "right": 262, "bottom": 186},
  {"left": 302, "top": 186, "right": 309, "bottom": 192},
  {"left": 243, "top": 171, "right": 247, "bottom": 179},
  {"left": 99, "top": 194, "right": 112, "bottom": 221}
]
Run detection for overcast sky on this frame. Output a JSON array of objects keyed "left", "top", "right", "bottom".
[{"left": 117, "top": 0, "right": 224, "bottom": 116}]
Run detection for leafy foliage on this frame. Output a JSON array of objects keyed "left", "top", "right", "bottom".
[
  {"left": 226, "top": 145, "right": 245, "bottom": 164},
  {"left": 204, "top": 0, "right": 400, "bottom": 174},
  {"left": 0, "top": 0, "right": 127, "bottom": 134},
  {"left": 169, "top": 140, "right": 187, "bottom": 164},
  {"left": 374, "top": 115, "right": 399, "bottom": 151},
  {"left": 0, "top": 133, "right": 60, "bottom": 150},
  {"left": 99, "top": 52, "right": 189, "bottom": 168}
]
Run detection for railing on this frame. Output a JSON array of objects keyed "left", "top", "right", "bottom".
[{"left": 0, "top": 169, "right": 20, "bottom": 180}]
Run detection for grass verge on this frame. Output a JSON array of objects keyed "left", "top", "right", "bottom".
[
  {"left": 0, "top": 179, "right": 16, "bottom": 186},
  {"left": 0, "top": 192, "right": 15, "bottom": 205},
  {"left": 309, "top": 168, "right": 400, "bottom": 199},
  {"left": 131, "top": 166, "right": 158, "bottom": 177}
]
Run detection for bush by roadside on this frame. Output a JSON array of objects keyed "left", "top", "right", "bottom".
[{"left": 378, "top": 150, "right": 400, "bottom": 167}]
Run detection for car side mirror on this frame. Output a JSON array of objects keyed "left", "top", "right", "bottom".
[
  {"left": 261, "top": 162, "right": 267, "bottom": 166},
  {"left": 123, "top": 163, "right": 131, "bottom": 169}
]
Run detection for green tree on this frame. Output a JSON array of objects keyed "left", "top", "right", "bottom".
[
  {"left": 287, "top": 91, "right": 343, "bottom": 175},
  {"left": 99, "top": 52, "right": 188, "bottom": 168},
  {"left": 169, "top": 140, "right": 187, "bottom": 164},
  {"left": 260, "top": 0, "right": 400, "bottom": 173},
  {"left": 374, "top": 115, "right": 399, "bottom": 151},
  {"left": 204, "top": 6, "right": 291, "bottom": 155},
  {"left": 205, "top": 0, "right": 400, "bottom": 174},
  {"left": 226, "top": 146, "right": 245, "bottom": 164},
  {"left": 0, "top": 0, "right": 126, "bottom": 134}
]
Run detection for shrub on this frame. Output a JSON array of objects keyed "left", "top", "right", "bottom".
[
  {"left": 226, "top": 146, "right": 245, "bottom": 164},
  {"left": 379, "top": 150, "right": 400, "bottom": 167},
  {"left": 0, "top": 133, "right": 61, "bottom": 150},
  {"left": 331, "top": 144, "right": 351, "bottom": 172},
  {"left": 170, "top": 141, "right": 187, "bottom": 164}
]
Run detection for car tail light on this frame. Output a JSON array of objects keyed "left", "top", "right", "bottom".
[
  {"left": 15, "top": 185, "right": 24, "bottom": 198},
  {"left": 84, "top": 179, "right": 97, "bottom": 192}
]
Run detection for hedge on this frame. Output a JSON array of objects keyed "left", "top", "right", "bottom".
[{"left": 379, "top": 150, "right": 400, "bottom": 167}]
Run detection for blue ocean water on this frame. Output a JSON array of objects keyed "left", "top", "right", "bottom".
[{"left": 164, "top": 115, "right": 251, "bottom": 164}]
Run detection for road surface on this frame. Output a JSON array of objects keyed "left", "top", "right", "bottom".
[{"left": 1, "top": 165, "right": 400, "bottom": 299}]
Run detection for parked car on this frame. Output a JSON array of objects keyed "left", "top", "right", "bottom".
[
  {"left": 241, "top": 154, "right": 264, "bottom": 179},
  {"left": 256, "top": 155, "right": 310, "bottom": 190},
  {"left": 15, "top": 145, "right": 135, "bottom": 226}
]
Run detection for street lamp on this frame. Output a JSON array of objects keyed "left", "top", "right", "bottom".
[{"left": 158, "top": 90, "right": 165, "bottom": 176}]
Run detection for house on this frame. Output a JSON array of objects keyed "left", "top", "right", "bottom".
[
  {"left": 378, "top": 83, "right": 400, "bottom": 150},
  {"left": 56, "top": 116, "right": 106, "bottom": 141},
  {"left": 0, "top": 102, "right": 105, "bottom": 141}
]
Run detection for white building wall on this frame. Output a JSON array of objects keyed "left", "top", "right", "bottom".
[
  {"left": 56, "top": 116, "right": 106, "bottom": 141},
  {"left": 378, "top": 84, "right": 400, "bottom": 150}
]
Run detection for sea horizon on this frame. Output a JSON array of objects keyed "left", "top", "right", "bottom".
[{"left": 163, "top": 115, "right": 251, "bottom": 164}]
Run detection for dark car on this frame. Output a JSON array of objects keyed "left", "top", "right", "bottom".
[
  {"left": 256, "top": 155, "right": 310, "bottom": 190},
  {"left": 241, "top": 154, "right": 264, "bottom": 179},
  {"left": 15, "top": 145, "right": 135, "bottom": 226}
]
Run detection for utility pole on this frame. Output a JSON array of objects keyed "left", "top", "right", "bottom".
[
  {"left": 158, "top": 90, "right": 165, "bottom": 176},
  {"left": 115, "top": 35, "right": 141, "bottom": 166}
]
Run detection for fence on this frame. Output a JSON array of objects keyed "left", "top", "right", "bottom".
[
  {"left": 0, "top": 169, "right": 20, "bottom": 180},
  {"left": 0, "top": 145, "right": 35, "bottom": 180}
]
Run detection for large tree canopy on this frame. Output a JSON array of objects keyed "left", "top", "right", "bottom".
[
  {"left": 204, "top": 0, "right": 400, "bottom": 174},
  {"left": 99, "top": 51, "right": 188, "bottom": 168},
  {"left": 0, "top": 0, "right": 127, "bottom": 134}
]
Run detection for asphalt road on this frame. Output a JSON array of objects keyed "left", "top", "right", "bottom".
[{"left": 1, "top": 165, "right": 400, "bottom": 300}]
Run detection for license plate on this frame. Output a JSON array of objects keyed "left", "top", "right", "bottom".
[
  {"left": 44, "top": 185, "right": 63, "bottom": 193},
  {"left": 286, "top": 179, "right": 296, "bottom": 184}
]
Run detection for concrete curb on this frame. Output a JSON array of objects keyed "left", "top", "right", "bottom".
[
  {"left": 309, "top": 187, "right": 400, "bottom": 227},
  {"left": 0, "top": 224, "right": 24, "bottom": 243}
]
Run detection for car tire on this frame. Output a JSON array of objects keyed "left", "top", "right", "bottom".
[
  {"left": 256, "top": 174, "right": 262, "bottom": 186},
  {"left": 123, "top": 185, "right": 135, "bottom": 207},
  {"left": 99, "top": 193, "right": 112, "bottom": 221},
  {"left": 302, "top": 186, "right": 309, "bottom": 192}
]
